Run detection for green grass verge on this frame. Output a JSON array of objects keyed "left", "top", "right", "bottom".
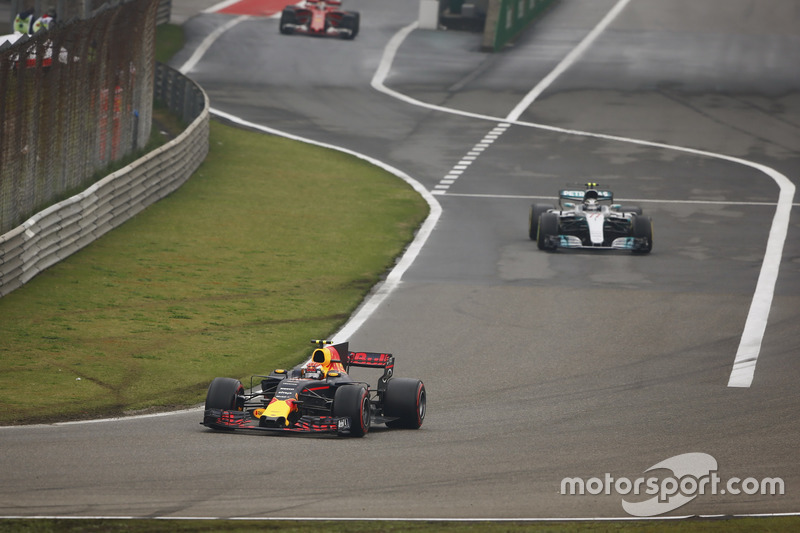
[
  {"left": 0, "top": 120, "right": 427, "bottom": 424},
  {"left": 154, "top": 24, "right": 185, "bottom": 64}
]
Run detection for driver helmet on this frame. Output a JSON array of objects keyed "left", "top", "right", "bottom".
[
  {"left": 302, "top": 363, "right": 324, "bottom": 380},
  {"left": 584, "top": 189, "right": 600, "bottom": 210}
]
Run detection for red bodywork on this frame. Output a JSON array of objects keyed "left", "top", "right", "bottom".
[{"left": 279, "top": 0, "right": 359, "bottom": 39}]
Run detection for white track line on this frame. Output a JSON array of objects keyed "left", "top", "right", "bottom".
[
  {"left": 505, "top": 0, "right": 632, "bottom": 121},
  {"left": 208, "top": 109, "right": 442, "bottom": 345},
  {"left": 203, "top": 0, "right": 242, "bottom": 12},
  {"left": 442, "top": 192, "right": 799, "bottom": 207},
  {"left": 397, "top": 0, "right": 632, "bottom": 194},
  {"left": 372, "top": 2, "right": 795, "bottom": 388},
  {"left": 155, "top": 0, "right": 796, "bottom": 398},
  {"left": 178, "top": 15, "right": 249, "bottom": 74}
]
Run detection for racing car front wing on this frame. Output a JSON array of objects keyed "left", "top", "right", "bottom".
[
  {"left": 203, "top": 408, "right": 348, "bottom": 434},
  {"left": 547, "top": 235, "right": 648, "bottom": 251}
]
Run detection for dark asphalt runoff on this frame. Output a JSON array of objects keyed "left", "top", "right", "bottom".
[{"left": 1, "top": 0, "right": 798, "bottom": 520}]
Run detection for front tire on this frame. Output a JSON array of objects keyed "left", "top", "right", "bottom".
[
  {"left": 529, "top": 204, "right": 553, "bottom": 240},
  {"left": 279, "top": 9, "right": 295, "bottom": 34},
  {"left": 384, "top": 378, "right": 426, "bottom": 429},
  {"left": 339, "top": 12, "right": 360, "bottom": 39},
  {"left": 631, "top": 214, "right": 653, "bottom": 254},
  {"left": 204, "top": 377, "right": 244, "bottom": 430},
  {"left": 537, "top": 212, "right": 559, "bottom": 251},
  {"left": 334, "top": 385, "right": 370, "bottom": 437},
  {"left": 205, "top": 377, "right": 244, "bottom": 411}
]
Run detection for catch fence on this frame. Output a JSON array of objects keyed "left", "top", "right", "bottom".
[{"left": 0, "top": 0, "right": 159, "bottom": 234}]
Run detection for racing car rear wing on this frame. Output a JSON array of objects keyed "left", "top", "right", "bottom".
[
  {"left": 346, "top": 351, "right": 395, "bottom": 390},
  {"left": 311, "top": 340, "right": 394, "bottom": 372},
  {"left": 559, "top": 189, "right": 614, "bottom": 202},
  {"left": 346, "top": 351, "right": 394, "bottom": 370}
]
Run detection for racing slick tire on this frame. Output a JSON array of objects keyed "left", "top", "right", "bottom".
[
  {"left": 340, "top": 12, "right": 359, "bottom": 39},
  {"left": 537, "top": 212, "right": 560, "bottom": 251},
  {"left": 205, "top": 377, "right": 244, "bottom": 411},
  {"left": 529, "top": 204, "right": 554, "bottom": 241},
  {"left": 204, "top": 377, "right": 245, "bottom": 429},
  {"left": 333, "top": 384, "right": 370, "bottom": 437},
  {"left": 279, "top": 8, "right": 296, "bottom": 34},
  {"left": 618, "top": 205, "right": 643, "bottom": 215},
  {"left": 384, "top": 378, "right": 426, "bottom": 429},
  {"left": 631, "top": 214, "right": 653, "bottom": 254}
]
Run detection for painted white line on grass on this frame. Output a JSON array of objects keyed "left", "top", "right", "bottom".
[{"left": 373, "top": 4, "right": 795, "bottom": 388}]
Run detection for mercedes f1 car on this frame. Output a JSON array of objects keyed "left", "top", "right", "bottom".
[
  {"left": 279, "top": 0, "right": 360, "bottom": 40},
  {"left": 529, "top": 183, "right": 653, "bottom": 253},
  {"left": 202, "top": 340, "right": 425, "bottom": 437}
]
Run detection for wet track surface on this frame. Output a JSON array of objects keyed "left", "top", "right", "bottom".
[{"left": 1, "top": 0, "right": 799, "bottom": 519}]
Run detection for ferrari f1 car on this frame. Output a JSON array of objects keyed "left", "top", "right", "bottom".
[
  {"left": 279, "top": 0, "right": 360, "bottom": 40},
  {"left": 529, "top": 183, "right": 653, "bottom": 253},
  {"left": 202, "top": 340, "right": 425, "bottom": 437}
]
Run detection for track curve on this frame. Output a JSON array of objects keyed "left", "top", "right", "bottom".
[{"left": 1, "top": 0, "right": 798, "bottom": 520}]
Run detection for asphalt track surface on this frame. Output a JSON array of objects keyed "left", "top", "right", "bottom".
[{"left": 1, "top": 0, "right": 799, "bottom": 521}]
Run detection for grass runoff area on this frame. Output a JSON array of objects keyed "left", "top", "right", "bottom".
[
  {"left": 0, "top": 116, "right": 426, "bottom": 424},
  {"left": 2, "top": 23, "right": 798, "bottom": 533},
  {"left": 0, "top": 108, "right": 427, "bottom": 423}
]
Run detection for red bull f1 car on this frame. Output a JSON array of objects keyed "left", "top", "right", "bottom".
[
  {"left": 279, "top": 0, "right": 360, "bottom": 40},
  {"left": 202, "top": 340, "right": 425, "bottom": 437},
  {"left": 529, "top": 183, "right": 653, "bottom": 253}
]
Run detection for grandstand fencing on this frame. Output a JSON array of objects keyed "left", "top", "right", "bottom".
[{"left": 0, "top": 0, "right": 159, "bottom": 235}]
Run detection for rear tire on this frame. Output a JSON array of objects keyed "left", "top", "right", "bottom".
[
  {"left": 334, "top": 385, "right": 370, "bottom": 437},
  {"left": 537, "top": 212, "right": 559, "bottom": 251},
  {"left": 384, "top": 378, "right": 426, "bottom": 429}
]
